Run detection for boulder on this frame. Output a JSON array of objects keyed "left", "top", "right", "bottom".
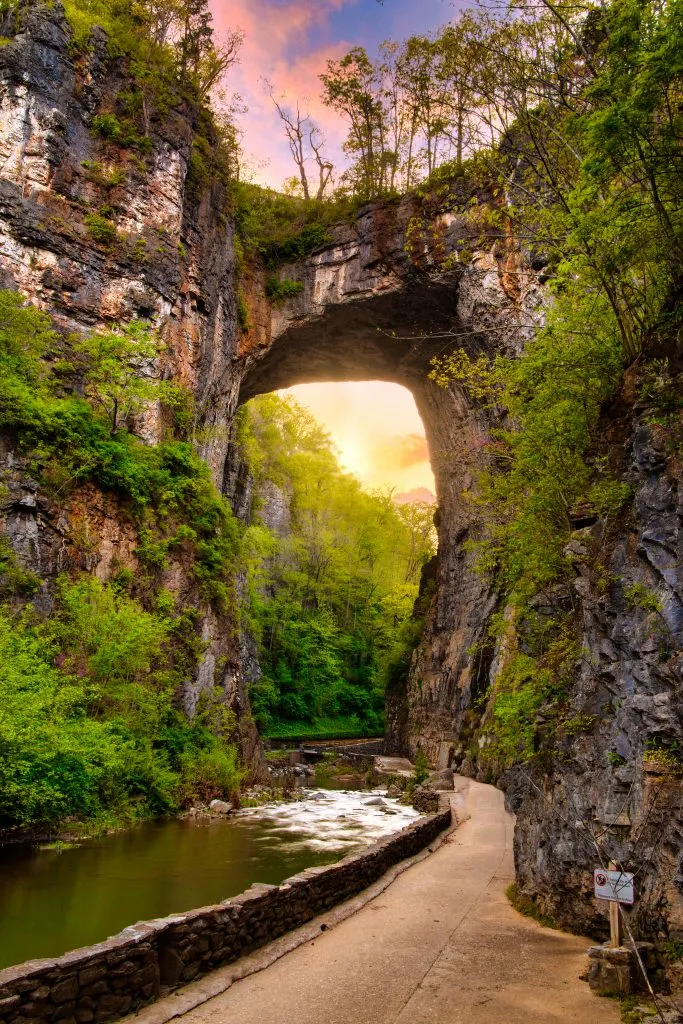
[
  {"left": 412, "top": 786, "right": 440, "bottom": 814},
  {"left": 209, "top": 799, "right": 232, "bottom": 815},
  {"left": 425, "top": 769, "right": 454, "bottom": 791}
]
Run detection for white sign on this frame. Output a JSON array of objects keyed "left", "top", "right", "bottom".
[{"left": 594, "top": 868, "right": 635, "bottom": 905}]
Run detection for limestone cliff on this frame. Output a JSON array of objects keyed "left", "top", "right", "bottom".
[
  {"left": 253, "top": 200, "right": 682, "bottom": 939},
  {"left": 0, "top": 0, "right": 680, "bottom": 941},
  {"left": 503, "top": 408, "right": 682, "bottom": 938},
  {"left": 0, "top": 0, "right": 261, "bottom": 767}
]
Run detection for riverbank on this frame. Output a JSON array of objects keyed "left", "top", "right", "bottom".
[
  {"left": 0, "top": 785, "right": 420, "bottom": 971},
  {"left": 0, "top": 796, "right": 450, "bottom": 1023},
  {"left": 142, "top": 779, "right": 617, "bottom": 1024},
  {"left": 0, "top": 746, "right": 381, "bottom": 847}
]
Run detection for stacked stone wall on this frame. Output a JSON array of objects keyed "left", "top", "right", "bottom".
[{"left": 0, "top": 806, "right": 451, "bottom": 1023}]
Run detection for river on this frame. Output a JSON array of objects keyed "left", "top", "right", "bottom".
[{"left": 0, "top": 789, "right": 418, "bottom": 970}]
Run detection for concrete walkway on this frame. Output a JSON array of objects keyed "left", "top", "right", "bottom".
[{"left": 168, "top": 779, "right": 618, "bottom": 1024}]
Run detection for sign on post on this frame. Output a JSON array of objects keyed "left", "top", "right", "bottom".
[{"left": 594, "top": 868, "right": 634, "bottom": 905}]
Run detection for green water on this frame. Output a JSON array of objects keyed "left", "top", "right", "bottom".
[{"left": 0, "top": 814, "right": 343, "bottom": 970}]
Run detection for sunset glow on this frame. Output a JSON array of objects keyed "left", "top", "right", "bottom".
[
  {"left": 281, "top": 381, "right": 436, "bottom": 496},
  {"left": 210, "top": 0, "right": 460, "bottom": 187},
  {"left": 210, "top": 0, "right": 455, "bottom": 496}
]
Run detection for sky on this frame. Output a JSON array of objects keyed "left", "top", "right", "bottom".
[
  {"left": 210, "top": 0, "right": 455, "bottom": 496},
  {"left": 210, "top": 0, "right": 460, "bottom": 187},
  {"left": 282, "top": 382, "right": 436, "bottom": 496}
]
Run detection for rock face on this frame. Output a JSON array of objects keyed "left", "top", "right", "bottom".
[
  {"left": 504, "top": 415, "right": 682, "bottom": 938},
  {"left": 241, "top": 196, "right": 545, "bottom": 766},
  {"left": 0, "top": 1, "right": 261, "bottom": 768},
  {"left": 0, "top": 2, "right": 542, "bottom": 771},
  {"left": 0, "top": 1, "right": 680, "bottom": 938}
]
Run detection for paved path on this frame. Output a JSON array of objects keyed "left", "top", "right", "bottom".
[{"left": 173, "top": 779, "right": 618, "bottom": 1024}]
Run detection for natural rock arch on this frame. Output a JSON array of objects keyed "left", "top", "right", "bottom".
[
  {"left": 0, "top": 0, "right": 540, "bottom": 765},
  {"left": 234, "top": 198, "right": 545, "bottom": 761}
]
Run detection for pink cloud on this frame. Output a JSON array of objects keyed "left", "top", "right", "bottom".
[{"left": 210, "top": 0, "right": 356, "bottom": 186}]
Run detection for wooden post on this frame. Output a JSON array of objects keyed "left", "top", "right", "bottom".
[{"left": 609, "top": 861, "right": 623, "bottom": 947}]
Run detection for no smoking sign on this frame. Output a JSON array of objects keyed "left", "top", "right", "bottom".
[{"left": 594, "top": 868, "right": 635, "bottom": 905}]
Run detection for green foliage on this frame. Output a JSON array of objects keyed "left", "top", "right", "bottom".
[
  {"left": 623, "top": 583, "right": 663, "bottom": 615},
  {"left": 53, "top": 0, "right": 241, "bottom": 209},
  {"left": 0, "top": 296, "right": 240, "bottom": 599},
  {"left": 91, "top": 113, "right": 122, "bottom": 141},
  {"left": 412, "top": 749, "right": 430, "bottom": 786},
  {"left": 261, "top": 717, "right": 380, "bottom": 741},
  {"left": 60, "top": 0, "right": 238, "bottom": 106},
  {"left": 660, "top": 940, "right": 683, "bottom": 964},
  {"left": 482, "top": 619, "right": 580, "bottom": 766},
  {"left": 427, "top": 0, "right": 682, "bottom": 776},
  {"left": 234, "top": 182, "right": 351, "bottom": 267},
  {"left": 84, "top": 212, "right": 119, "bottom": 248},
  {"left": 506, "top": 883, "right": 557, "bottom": 930},
  {"left": 240, "top": 394, "right": 435, "bottom": 738},
  {"left": 265, "top": 276, "right": 305, "bottom": 304},
  {"left": 0, "top": 293, "right": 245, "bottom": 827},
  {"left": 0, "top": 579, "right": 243, "bottom": 828},
  {"left": 0, "top": 593, "right": 242, "bottom": 831},
  {"left": 642, "top": 740, "right": 683, "bottom": 776},
  {"left": 432, "top": 287, "right": 626, "bottom": 604},
  {"left": 91, "top": 112, "right": 152, "bottom": 154},
  {"left": 72, "top": 320, "right": 179, "bottom": 434},
  {"left": 562, "top": 714, "right": 598, "bottom": 738}
]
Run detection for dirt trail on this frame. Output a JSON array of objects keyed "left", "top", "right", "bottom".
[{"left": 136, "top": 779, "right": 617, "bottom": 1024}]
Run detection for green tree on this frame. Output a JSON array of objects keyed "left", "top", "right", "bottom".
[
  {"left": 321, "top": 47, "right": 392, "bottom": 199},
  {"left": 73, "top": 321, "right": 176, "bottom": 435},
  {"left": 240, "top": 395, "right": 435, "bottom": 737}
]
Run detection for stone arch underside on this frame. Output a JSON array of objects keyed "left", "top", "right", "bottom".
[
  {"left": 239, "top": 286, "right": 490, "bottom": 761},
  {"left": 235, "top": 225, "right": 540, "bottom": 762}
]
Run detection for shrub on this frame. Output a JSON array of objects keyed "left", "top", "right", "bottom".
[
  {"left": 90, "top": 112, "right": 151, "bottom": 154},
  {"left": 84, "top": 212, "right": 118, "bottom": 248},
  {"left": 91, "top": 113, "right": 123, "bottom": 141},
  {"left": 265, "top": 276, "right": 305, "bottom": 304},
  {"left": 412, "top": 749, "right": 430, "bottom": 786},
  {"left": 624, "top": 582, "right": 662, "bottom": 614}
]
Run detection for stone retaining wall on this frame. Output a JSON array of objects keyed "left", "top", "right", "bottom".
[{"left": 0, "top": 805, "right": 451, "bottom": 1024}]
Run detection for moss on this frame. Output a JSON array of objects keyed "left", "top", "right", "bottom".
[{"left": 506, "top": 882, "right": 558, "bottom": 929}]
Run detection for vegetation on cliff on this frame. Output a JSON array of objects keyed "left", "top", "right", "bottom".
[
  {"left": 249, "top": 0, "right": 679, "bottom": 772},
  {"left": 428, "top": 0, "right": 682, "bottom": 768},
  {"left": 238, "top": 395, "right": 435, "bottom": 739},
  {"left": 0, "top": 293, "right": 432, "bottom": 823},
  {"left": 0, "top": 293, "right": 243, "bottom": 831}
]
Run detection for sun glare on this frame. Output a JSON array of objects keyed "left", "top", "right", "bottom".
[{"left": 279, "top": 381, "right": 436, "bottom": 497}]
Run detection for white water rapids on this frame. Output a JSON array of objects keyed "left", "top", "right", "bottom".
[{"left": 237, "top": 790, "right": 420, "bottom": 855}]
